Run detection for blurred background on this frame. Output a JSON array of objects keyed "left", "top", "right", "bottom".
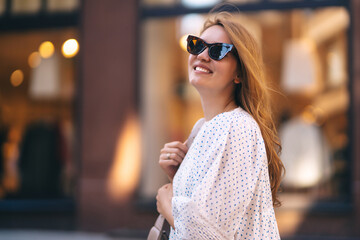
[{"left": 0, "top": 0, "right": 360, "bottom": 239}]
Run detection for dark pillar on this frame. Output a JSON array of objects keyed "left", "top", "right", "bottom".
[
  {"left": 352, "top": 0, "right": 360, "bottom": 230},
  {"left": 78, "top": 0, "right": 155, "bottom": 231}
]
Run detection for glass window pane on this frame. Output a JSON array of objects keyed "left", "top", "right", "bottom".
[
  {"left": 141, "top": 0, "right": 176, "bottom": 7},
  {"left": 278, "top": 7, "right": 350, "bottom": 204},
  {"left": 47, "top": 0, "right": 79, "bottom": 13},
  {"left": 12, "top": 0, "right": 41, "bottom": 15},
  {"left": 0, "top": 0, "right": 5, "bottom": 16},
  {"left": 182, "top": 0, "right": 221, "bottom": 8},
  {"left": 0, "top": 29, "right": 78, "bottom": 199}
]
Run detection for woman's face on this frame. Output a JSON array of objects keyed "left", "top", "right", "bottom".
[{"left": 188, "top": 25, "right": 239, "bottom": 97}]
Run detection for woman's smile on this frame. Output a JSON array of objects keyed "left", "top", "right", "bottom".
[{"left": 193, "top": 64, "right": 213, "bottom": 74}]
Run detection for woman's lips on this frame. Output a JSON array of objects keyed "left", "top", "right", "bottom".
[{"left": 194, "top": 65, "right": 213, "bottom": 74}]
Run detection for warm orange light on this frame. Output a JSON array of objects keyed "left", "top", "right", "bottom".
[
  {"left": 107, "top": 113, "right": 142, "bottom": 202},
  {"left": 28, "top": 51, "right": 41, "bottom": 68},
  {"left": 39, "top": 41, "right": 54, "bottom": 59},
  {"left": 10, "top": 69, "right": 24, "bottom": 87},
  {"left": 301, "top": 108, "right": 316, "bottom": 125},
  {"left": 179, "top": 34, "right": 188, "bottom": 52},
  {"left": 62, "top": 39, "right": 79, "bottom": 58}
]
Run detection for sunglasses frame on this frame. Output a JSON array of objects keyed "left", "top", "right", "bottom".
[{"left": 186, "top": 35, "right": 235, "bottom": 61}]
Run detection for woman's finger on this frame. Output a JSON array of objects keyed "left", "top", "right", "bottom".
[
  {"left": 164, "top": 141, "right": 188, "bottom": 153},
  {"left": 160, "top": 152, "right": 183, "bottom": 164},
  {"left": 159, "top": 159, "right": 179, "bottom": 168},
  {"left": 160, "top": 147, "right": 186, "bottom": 159},
  {"left": 160, "top": 151, "right": 181, "bottom": 161}
]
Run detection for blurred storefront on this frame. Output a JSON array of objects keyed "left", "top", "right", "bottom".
[
  {"left": 0, "top": 0, "right": 79, "bottom": 230},
  {"left": 0, "top": 0, "right": 360, "bottom": 238}
]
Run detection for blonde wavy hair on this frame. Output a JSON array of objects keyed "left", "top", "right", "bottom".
[{"left": 201, "top": 13, "right": 285, "bottom": 207}]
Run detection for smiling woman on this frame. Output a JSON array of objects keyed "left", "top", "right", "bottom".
[
  {"left": 155, "top": 12, "right": 284, "bottom": 239},
  {"left": 141, "top": 3, "right": 354, "bottom": 238}
]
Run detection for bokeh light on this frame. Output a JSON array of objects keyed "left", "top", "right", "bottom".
[
  {"left": 39, "top": 41, "right": 54, "bottom": 59},
  {"left": 62, "top": 39, "right": 79, "bottom": 58},
  {"left": 28, "top": 51, "right": 41, "bottom": 68},
  {"left": 179, "top": 35, "right": 188, "bottom": 52},
  {"left": 182, "top": 0, "right": 220, "bottom": 8},
  {"left": 10, "top": 69, "right": 24, "bottom": 87}
]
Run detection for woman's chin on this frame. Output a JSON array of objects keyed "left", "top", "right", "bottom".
[
  {"left": 189, "top": 77, "right": 210, "bottom": 88},
  {"left": 190, "top": 82, "right": 214, "bottom": 95}
]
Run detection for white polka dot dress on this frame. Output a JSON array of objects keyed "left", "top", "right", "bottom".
[{"left": 171, "top": 107, "right": 280, "bottom": 240}]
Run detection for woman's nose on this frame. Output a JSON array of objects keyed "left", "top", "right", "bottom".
[{"left": 197, "top": 47, "right": 210, "bottom": 62}]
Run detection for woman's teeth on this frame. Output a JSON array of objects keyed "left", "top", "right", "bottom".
[{"left": 195, "top": 66, "right": 211, "bottom": 73}]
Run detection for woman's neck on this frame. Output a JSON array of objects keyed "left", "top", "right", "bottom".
[{"left": 200, "top": 94, "right": 237, "bottom": 122}]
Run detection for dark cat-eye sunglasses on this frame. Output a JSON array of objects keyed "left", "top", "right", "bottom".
[{"left": 186, "top": 35, "right": 236, "bottom": 61}]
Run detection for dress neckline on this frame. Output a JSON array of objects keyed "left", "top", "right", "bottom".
[{"left": 204, "top": 107, "right": 241, "bottom": 124}]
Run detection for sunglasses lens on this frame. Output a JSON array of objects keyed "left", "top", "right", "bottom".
[
  {"left": 187, "top": 37, "right": 205, "bottom": 55},
  {"left": 209, "top": 45, "right": 231, "bottom": 60},
  {"left": 187, "top": 35, "right": 234, "bottom": 61}
]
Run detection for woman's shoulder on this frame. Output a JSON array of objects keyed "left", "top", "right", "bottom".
[
  {"left": 225, "top": 107, "right": 258, "bottom": 125},
  {"left": 192, "top": 108, "right": 261, "bottom": 136},
  {"left": 222, "top": 107, "right": 262, "bottom": 135}
]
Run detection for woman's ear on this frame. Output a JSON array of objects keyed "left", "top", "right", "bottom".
[{"left": 234, "top": 75, "right": 241, "bottom": 84}]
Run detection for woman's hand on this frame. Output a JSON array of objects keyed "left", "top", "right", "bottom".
[
  {"left": 159, "top": 141, "right": 188, "bottom": 181},
  {"left": 156, "top": 183, "right": 175, "bottom": 229}
]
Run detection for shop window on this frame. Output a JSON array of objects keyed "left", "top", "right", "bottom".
[
  {"left": 0, "top": 0, "right": 79, "bottom": 15},
  {"left": 47, "top": 0, "right": 80, "bottom": 13},
  {"left": 139, "top": 7, "right": 351, "bottom": 208},
  {"left": 0, "top": 0, "right": 5, "bottom": 15},
  {"left": 142, "top": 0, "right": 176, "bottom": 6},
  {"left": 0, "top": 28, "right": 78, "bottom": 199}
]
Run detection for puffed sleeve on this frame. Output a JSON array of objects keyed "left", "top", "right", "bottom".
[{"left": 171, "top": 115, "right": 271, "bottom": 239}]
